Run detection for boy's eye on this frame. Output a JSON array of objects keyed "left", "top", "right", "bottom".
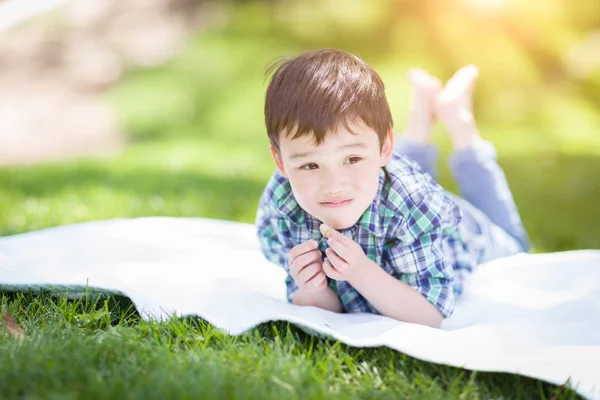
[
  {"left": 300, "top": 163, "right": 319, "bottom": 170},
  {"left": 346, "top": 156, "right": 362, "bottom": 164}
]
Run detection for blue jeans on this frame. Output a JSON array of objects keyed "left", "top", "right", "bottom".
[{"left": 395, "top": 137, "right": 530, "bottom": 261}]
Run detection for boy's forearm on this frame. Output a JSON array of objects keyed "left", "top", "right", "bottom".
[
  {"left": 292, "top": 286, "right": 343, "bottom": 313},
  {"left": 350, "top": 260, "right": 443, "bottom": 328}
]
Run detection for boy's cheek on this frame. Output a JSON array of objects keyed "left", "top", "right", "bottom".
[
  {"left": 288, "top": 177, "right": 316, "bottom": 208},
  {"left": 289, "top": 175, "right": 315, "bottom": 197}
]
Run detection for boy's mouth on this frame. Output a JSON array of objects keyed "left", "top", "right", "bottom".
[{"left": 320, "top": 199, "right": 352, "bottom": 208}]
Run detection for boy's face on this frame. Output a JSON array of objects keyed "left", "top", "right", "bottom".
[{"left": 271, "top": 118, "right": 394, "bottom": 230}]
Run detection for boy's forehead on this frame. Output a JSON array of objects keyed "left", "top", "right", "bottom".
[
  {"left": 278, "top": 125, "right": 381, "bottom": 162},
  {"left": 280, "top": 128, "right": 362, "bottom": 151},
  {"left": 280, "top": 119, "right": 376, "bottom": 148}
]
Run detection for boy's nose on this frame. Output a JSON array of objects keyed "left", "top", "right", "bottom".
[
  {"left": 321, "top": 172, "right": 348, "bottom": 195},
  {"left": 324, "top": 189, "right": 343, "bottom": 197}
]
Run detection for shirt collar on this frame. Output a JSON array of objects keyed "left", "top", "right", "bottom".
[{"left": 272, "top": 168, "right": 385, "bottom": 238}]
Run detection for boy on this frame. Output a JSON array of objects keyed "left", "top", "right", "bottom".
[{"left": 255, "top": 49, "right": 529, "bottom": 328}]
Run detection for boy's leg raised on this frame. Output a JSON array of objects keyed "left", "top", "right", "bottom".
[
  {"left": 435, "top": 65, "right": 530, "bottom": 252},
  {"left": 396, "top": 69, "right": 441, "bottom": 180},
  {"left": 450, "top": 140, "right": 530, "bottom": 252}
]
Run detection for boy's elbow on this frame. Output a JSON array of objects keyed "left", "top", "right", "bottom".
[
  {"left": 404, "top": 312, "right": 443, "bottom": 329},
  {"left": 385, "top": 304, "right": 444, "bottom": 329},
  {"left": 427, "top": 313, "right": 443, "bottom": 329},
  {"left": 424, "top": 305, "right": 445, "bottom": 328}
]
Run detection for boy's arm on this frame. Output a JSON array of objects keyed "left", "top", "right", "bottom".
[
  {"left": 325, "top": 227, "right": 451, "bottom": 328},
  {"left": 364, "top": 190, "right": 460, "bottom": 326},
  {"left": 349, "top": 240, "right": 449, "bottom": 328},
  {"left": 322, "top": 190, "right": 460, "bottom": 327},
  {"left": 292, "top": 285, "right": 342, "bottom": 312}
]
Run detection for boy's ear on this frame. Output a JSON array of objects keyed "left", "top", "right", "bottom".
[
  {"left": 379, "top": 129, "right": 395, "bottom": 166},
  {"left": 270, "top": 145, "right": 288, "bottom": 178}
]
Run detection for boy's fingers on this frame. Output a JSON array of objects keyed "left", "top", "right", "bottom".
[
  {"left": 297, "top": 261, "right": 323, "bottom": 285},
  {"left": 326, "top": 240, "right": 350, "bottom": 263},
  {"left": 306, "top": 271, "right": 327, "bottom": 288},
  {"left": 326, "top": 248, "right": 348, "bottom": 271},
  {"left": 290, "top": 249, "right": 321, "bottom": 276},
  {"left": 322, "top": 258, "right": 341, "bottom": 280},
  {"left": 319, "top": 224, "right": 331, "bottom": 238},
  {"left": 289, "top": 239, "right": 318, "bottom": 261},
  {"left": 319, "top": 224, "right": 349, "bottom": 247}
]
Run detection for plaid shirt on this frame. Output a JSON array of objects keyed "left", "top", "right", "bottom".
[{"left": 255, "top": 152, "right": 481, "bottom": 318}]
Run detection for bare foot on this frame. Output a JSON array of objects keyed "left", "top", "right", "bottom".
[
  {"left": 434, "top": 65, "right": 482, "bottom": 150},
  {"left": 403, "top": 68, "right": 442, "bottom": 145}
]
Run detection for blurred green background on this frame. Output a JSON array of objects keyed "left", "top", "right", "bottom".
[
  {"left": 2, "top": 0, "right": 600, "bottom": 252},
  {"left": 0, "top": 2, "right": 598, "bottom": 397}
]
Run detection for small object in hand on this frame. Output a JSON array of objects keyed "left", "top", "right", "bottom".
[
  {"left": 2, "top": 312, "right": 25, "bottom": 340},
  {"left": 317, "top": 225, "right": 332, "bottom": 245}
]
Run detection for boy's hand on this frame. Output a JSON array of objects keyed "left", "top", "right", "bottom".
[
  {"left": 288, "top": 239, "right": 328, "bottom": 293},
  {"left": 319, "top": 224, "right": 372, "bottom": 283}
]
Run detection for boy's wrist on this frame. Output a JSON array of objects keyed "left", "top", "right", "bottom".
[
  {"left": 295, "top": 282, "right": 329, "bottom": 296},
  {"left": 347, "top": 257, "right": 379, "bottom": 291},
  {"left": 293, "top": 283, "right": 335, "bottom": 301},
  {"left": 292, "top": 284, "right": 343, "bottom": 313}
]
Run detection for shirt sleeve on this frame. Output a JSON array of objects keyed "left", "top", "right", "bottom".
[
  {"left": 384, "top": 189, "right": 462, "bottom": 318},
  {"left": 255, "top": 194, "right": 299, "bottom": 302}
]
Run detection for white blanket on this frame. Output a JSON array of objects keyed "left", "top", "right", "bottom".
[{"left": 1, "top": 217, "right": 599, "bottom": 399}]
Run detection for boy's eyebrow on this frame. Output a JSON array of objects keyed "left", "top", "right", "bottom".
[
  {"left": 289, "top": 142, "right": 369, "bottom": 160},
  {"left": 340, "top": 142, "right": 369, "bottom": 151}
]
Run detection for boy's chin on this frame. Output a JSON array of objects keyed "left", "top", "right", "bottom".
[{"left": 320, "top": 216, "right": 360, "bottom": 231}]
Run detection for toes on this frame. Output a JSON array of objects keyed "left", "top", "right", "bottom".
[
  {"left": 441, "top": 65, "right": 479, "bottom": 100},
  {"left": 409, "top": 68, "right": 442, "bottom": 95}
]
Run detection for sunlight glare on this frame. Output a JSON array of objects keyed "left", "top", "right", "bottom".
[{"left": 462, "top": 0, "right": 512, "bottom": 11}]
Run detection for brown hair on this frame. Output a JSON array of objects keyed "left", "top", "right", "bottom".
[{"left": 264, "top": 49, "right": 393, "bottom": 152}]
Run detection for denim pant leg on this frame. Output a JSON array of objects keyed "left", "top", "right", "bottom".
[
  {"left": 449, "top": 140, "right": 530, "bottom": 253},
  {"left": 394, "top": 137, "right": 440, "bottom": 180}
]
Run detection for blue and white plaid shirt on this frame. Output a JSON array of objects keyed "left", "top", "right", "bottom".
[{"left": 255, "top": 152, "right": 483, "bottom": 318}]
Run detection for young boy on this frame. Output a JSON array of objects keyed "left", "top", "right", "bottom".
[{"left": 255, "top": 49, "right": 530, "bottom": 328}]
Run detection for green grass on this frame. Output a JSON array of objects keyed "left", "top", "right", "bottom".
[
  {"left": 1, "top": 22, "right": 599, "bottom": 400},
  {"left": 0, "top": 292, "right": 580, "bottom": 399}
]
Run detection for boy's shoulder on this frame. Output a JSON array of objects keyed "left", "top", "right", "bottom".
[
  {"left": 256, "top": 169, "right": 304, "bottom": 225},
  {"left": 376, "top": 151, "right": 461, "bottom": 240},
  {"left": 260, "top": 169, "right": 291, "bottom": 205},
  {"left": 380, "top": 151, "right": 446, "bottom": 211}
]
